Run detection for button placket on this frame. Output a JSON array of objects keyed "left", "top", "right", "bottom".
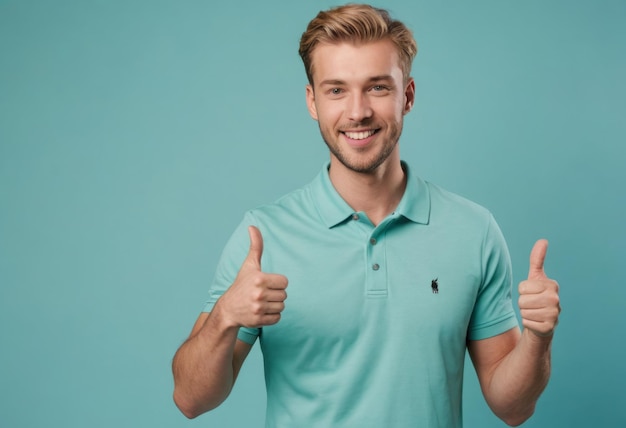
[
  {"left": 370, "top": 234, "right": 380, "bottom": 270},
  {"left": 366, "top": 227, "right": 387, "bottom": 297}
]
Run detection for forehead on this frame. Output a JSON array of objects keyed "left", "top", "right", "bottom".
[{"left": 310, "top": 39, "right": 403, "bottom": 86}]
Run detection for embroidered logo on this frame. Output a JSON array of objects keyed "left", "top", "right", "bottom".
[{"left": 431, "top": 278, "right": 439, "bottom": 294}]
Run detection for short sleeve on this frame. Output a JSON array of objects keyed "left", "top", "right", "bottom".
[
  {"left": 467, "top": 214, "right": 519, "bottom": 341},
  {"left": 202, "top": 211, "right": 260, "bottom": 345}
]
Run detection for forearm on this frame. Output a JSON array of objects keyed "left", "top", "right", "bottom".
[
  {"left": 172, "top": 225, "right": 286, "bottom": 417},
  {"left": 484, "top": 329, "right": 552, "bottom": 426},
  {"left": 172, "top": 309, "right": 240, "bottom": 418}
]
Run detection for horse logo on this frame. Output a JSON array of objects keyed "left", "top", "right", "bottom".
[{"left": 431, "top": 278, "right": 439, "bottom": 294}]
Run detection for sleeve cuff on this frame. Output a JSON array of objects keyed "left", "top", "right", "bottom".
[{"left": 468, "top": 312, "right": 519, "bottom": 341}]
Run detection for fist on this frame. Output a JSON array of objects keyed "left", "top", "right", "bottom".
[
  {"left": 518, "top": 239, "right": 561, "bottom": 337},
  {"left": 217, "top": 226, "right": 288, "bottom": 329}
]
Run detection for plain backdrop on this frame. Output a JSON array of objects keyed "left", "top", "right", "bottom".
[{"left": 1, "top": 0, "right": 625, "bottom": 427}]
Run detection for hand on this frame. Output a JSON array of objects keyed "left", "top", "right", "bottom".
[
  {"left": 216, "top": 226, "right": 288, "bottom": 329},
  {"left": 518, "top": 239, "right": 561, "bottom": 337}
]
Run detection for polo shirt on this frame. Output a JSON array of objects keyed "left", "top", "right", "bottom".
[{"left": 204, "top": 161, "right": 518, "bottom": 427}]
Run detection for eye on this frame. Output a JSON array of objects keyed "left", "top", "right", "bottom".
[
  {"left": 330, "top": 88, "right": 343, "bottom": 95},
  {"left": 371, "top": 85, "right": 389, "bottom": 92}
]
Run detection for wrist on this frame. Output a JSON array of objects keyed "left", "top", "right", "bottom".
[
  {"left": 205, "top": 300, "right": 241, "bottom": 335},
  {"left": 522, "top": 328, "right": 553, "bottom": 350}
]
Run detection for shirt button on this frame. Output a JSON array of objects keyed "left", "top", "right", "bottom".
[
  {"left": 370, "top": 238, "right": 377, "bottom": 245},
  {"left": 352, "top": 214, "right": 359, "bottom": 221},
  {"left": 372, "top": 263, "right": 380, "bottom": 271}
]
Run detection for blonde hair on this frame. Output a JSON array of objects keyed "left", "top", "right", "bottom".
[{"left": 299, "top": 4, "right": 418, "bottom": 85}]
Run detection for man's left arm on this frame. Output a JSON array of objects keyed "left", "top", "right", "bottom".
[{"left": 468, "top": 239, "right": 561, "bottom": 427}]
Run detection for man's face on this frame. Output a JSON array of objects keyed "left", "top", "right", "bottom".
[{"left": 306, "top": 39, "right": 414, "bottom": 174}]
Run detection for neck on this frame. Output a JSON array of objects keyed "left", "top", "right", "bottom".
[{"left": 329, "top": 153, "right": 406, "bottom": 226}]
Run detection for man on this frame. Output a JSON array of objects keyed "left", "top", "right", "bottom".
[{"left": 172, "top": 4, "right": 560, "bottom": 427}]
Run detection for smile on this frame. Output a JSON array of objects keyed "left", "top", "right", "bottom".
[{"left": 342, "top": 129, "right": 379, "bottom": 140}]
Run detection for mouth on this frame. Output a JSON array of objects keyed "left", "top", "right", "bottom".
[
  {"left": 340, "top": 128, "right": 380, "bottom": 149},
  {"left": 341, "top": 129, "right": 380, "bottom": 140}
]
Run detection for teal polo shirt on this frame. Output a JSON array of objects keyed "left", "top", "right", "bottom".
[{"left": 204, "top": 162, "right": 518, "bottom": 427}]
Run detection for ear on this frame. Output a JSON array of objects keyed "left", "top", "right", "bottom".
[
  {"left": 403, "top": 77, "right": 415, "bottom": 115},
  {"left": 305, "top": 84, "right": 319, "bottom": 121}
]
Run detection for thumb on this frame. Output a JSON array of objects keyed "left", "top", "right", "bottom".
[
  {"left": 245, "top": 225, "right": 264, "bottom": 269},
  {"left": 528, "top": 239, "right": 548, "bottom": 280}
]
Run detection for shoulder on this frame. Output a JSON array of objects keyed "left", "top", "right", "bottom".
[
  {"left": 424, "top": 180, "right": 494, "bottom": 228},
  {"left": 244, "top": 180, "right": 322, "bottom": 235},
  {"left": 251, "top": 184, "right": 312, "bottom": 218}
]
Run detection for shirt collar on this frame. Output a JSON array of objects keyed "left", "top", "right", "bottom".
[
  {"left": 310, "top": 161, "right": 431, "bottom": 229},
  {"left": 395, "top": 161, "right": 431, "bottom": 225}
]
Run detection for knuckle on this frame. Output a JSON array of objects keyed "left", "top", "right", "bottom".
[
  {"left": 518, "top": 281, "right": 527, "bottom": 293},
  {"left": 264, "top": 314, "right": 281, "bottom": 325},
  {"left": 548, "top": 294, "right": 560, "bottom": 307},
  {"left": 252, "top": 288, "right": 265, "bottom": 301},
  {"left": 251, "top": 302, "right": 264, "bottom": 315},
  {"left": 250, "top": 275, "right": 264, "bottom": 288}
]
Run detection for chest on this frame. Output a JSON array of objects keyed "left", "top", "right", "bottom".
[{"left": 259, "top": 222, "right": 482, "bottom": 354}]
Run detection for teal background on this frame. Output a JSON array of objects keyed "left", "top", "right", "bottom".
[{"left": 1, "top": 0, "right": 624, "bottom": 427}]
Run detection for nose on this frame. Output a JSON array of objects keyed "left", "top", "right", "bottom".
[{"left": 347, "top": 92, "right": 373, "bottom": 122}]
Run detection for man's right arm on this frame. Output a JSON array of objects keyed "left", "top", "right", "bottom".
[
  {"left": 172, "top": 226, "right": 288, "bottom": 419},
  {"left": 172, "top": 309, "right": 253, "bottom": 419}
]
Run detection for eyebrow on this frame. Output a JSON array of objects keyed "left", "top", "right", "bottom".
[{"left": 318, "top": 75, "right": 395, "bottom": 87}]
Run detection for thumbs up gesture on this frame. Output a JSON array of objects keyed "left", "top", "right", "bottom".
[
  {"left": 518, "top": 239, "right": 561, "bottom": 337},
  {"left": 216, "top": 226, "right": 289, "bottom": 329}
]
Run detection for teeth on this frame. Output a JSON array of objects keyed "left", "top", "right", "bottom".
[{"left": 344, "top": 130, "right": 376, "bottom": 140}]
